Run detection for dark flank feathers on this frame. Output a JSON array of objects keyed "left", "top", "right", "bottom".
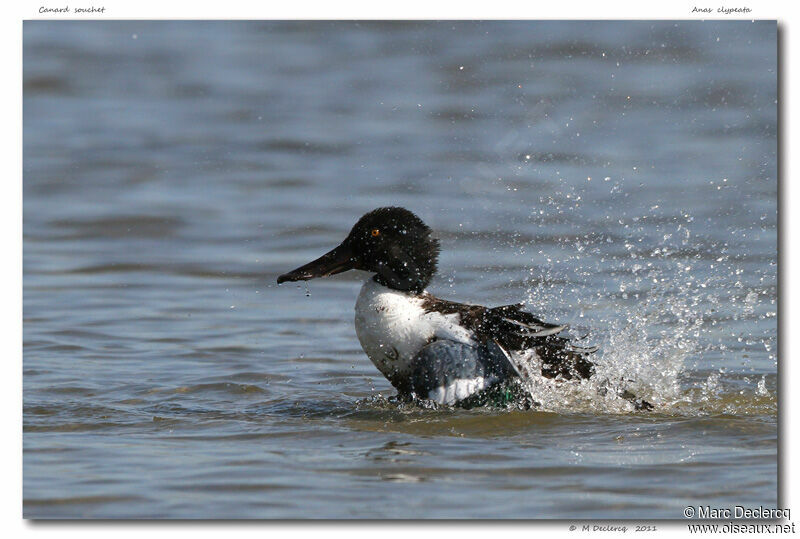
[{"left": 409, "top": 340, "right": 517, "bottom": 398}]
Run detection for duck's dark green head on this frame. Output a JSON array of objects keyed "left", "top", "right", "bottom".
[{"left": 277, "top": 207, "right": 440, "bottom": 293}]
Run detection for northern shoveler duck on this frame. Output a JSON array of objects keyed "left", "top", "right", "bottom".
[{"left": 278, "top": 207, "right": 651, "bottom": 410}]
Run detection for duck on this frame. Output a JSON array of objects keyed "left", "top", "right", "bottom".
[{"left": 277, "top": 206, "right": 651, "bottom": 410}]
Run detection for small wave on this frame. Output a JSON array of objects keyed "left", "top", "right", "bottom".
[
  {"left": 170, "top": 382, "right": 267, "bottom": 395},
  {"left": 48, "top": 215, "right": 185, "bottom": 239},
  {"left": 352, "top": 371, "right": 775, "bottom": 418},
  {"left": 24, "top": 495, "right": 146, "bottom": 507}
]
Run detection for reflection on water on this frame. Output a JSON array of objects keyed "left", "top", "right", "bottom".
[{"left": 24, "top": 21, "right": 776, "bottom": 518}]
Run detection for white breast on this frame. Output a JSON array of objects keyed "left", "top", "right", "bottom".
[{"left": 354, "top": 279, "right": 473, "bottom": 386}]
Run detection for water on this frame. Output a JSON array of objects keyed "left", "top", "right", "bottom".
[{"left": 23, "top": 21, "right": 777, "bottom": 518}]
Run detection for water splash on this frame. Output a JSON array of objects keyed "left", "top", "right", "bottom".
[{"left": 495, "top": 188, "right": 774, "bottom": 417}]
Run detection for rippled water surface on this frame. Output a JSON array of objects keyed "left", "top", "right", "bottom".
[{"left": 23, "top": 21, "right": 777, "bottom": 518}]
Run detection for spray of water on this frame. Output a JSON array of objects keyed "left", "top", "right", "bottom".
[{"left": 506, "top": 181, "right": 776, "bottom": 416}]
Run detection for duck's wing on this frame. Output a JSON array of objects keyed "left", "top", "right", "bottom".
[
  {"left": 419, "top": 294, "right": 653, "bottom": 410},
  {"left": 421, "top": 294, "right": 597, "bottom": 381},
  {"left": 479, "top": 304, "right": 652, "bottom": 410},
  {"left": 485, "top": 302, "right": 598, "bottom": 379}
]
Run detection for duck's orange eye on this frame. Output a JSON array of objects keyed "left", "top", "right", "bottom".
[{"left": 371, "top": 229, "right": 380, "bottom": 237}]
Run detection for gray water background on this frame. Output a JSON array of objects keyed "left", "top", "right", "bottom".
[{"left": 23, "top": 21, "right": 777, "bottom": 518}]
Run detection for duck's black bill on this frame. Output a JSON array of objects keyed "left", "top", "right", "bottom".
[{"left": 277, "top": 243, "right": 356, "bottom": 284}]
